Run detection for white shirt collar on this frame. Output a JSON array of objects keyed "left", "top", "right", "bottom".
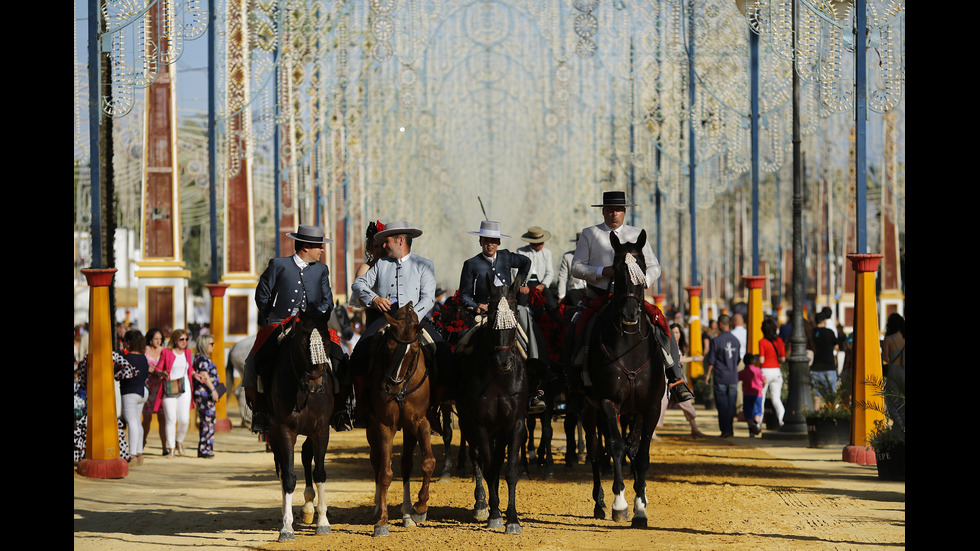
[
  {"left": 395, "top": 252, "right": 413, "bottom": 266},
  {"left": 292, "top": 254, "right": 309, "bottom": 269}
]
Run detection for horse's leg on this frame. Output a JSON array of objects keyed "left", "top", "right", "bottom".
[
  {"left": 539, "top": 392, "right": 555, "bottom": 477},
  {"left": 401, "top": 430, "right": 419, "bottom": 527},
  {"left": 486, "top": 433, "right": 506, "bottom": 530},
  {"left": 504, "top": 418, "right": 527, "bottom": 534},
  {"left": 526, "top": 415, "right": 537, "bottom": 463},
  {"left": 470, "top": 432, "right": 489, "bottom": 522},
  {"left": 372, "top": 422, "right": 396, "bottom": 537},
  {"left": 563, "top": 411, "right": 578, "bottom": 468},
  {"left": 301, "top": 438, "right": 317, "bottom": 525},
  {"left": 456, "top": 437, "right": 469, "bottom": 476},
  {"left": 271, "top": 428, "right": 298, "bottom": 541},
  {"left": 312, "top": 430, "right": 332, "bottom": 534},
  {"left": 440, "top": 406, "right": 454, "bottom": 482},
  {"left": 630, "top": 421, "right": 653, "bottom": 529},
  {"left": 599, "top": 400, "right": 628, "bottom": 523},
  {"left": 413, "top": 409, "right": 437, "bottom": 524},
  {"left": 583, "top": 405, "right": 605, "bottom": 519}
]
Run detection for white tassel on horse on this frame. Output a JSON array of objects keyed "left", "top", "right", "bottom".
[
  {"left": 624, "top": 254, "right": 648, "bottom": 288},
  {"left": 309, "top": 329, "right": 330, "bottom": 367}
]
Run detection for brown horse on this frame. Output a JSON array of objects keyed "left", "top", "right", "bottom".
[
  {"left": 582, "top": 230, "right": 667, "bottom": 528},
  {"left": 366, "top": 302, "right": 436, "bottom": 537},
  {"left": 266, "top": 308, "right": 338, "bottom": 541}
]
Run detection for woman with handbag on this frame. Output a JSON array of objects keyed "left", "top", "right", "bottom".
[
  {"left": 192, "top": 335, "right": 222, "bottom": 458},
  {"left": 153, "top": 329, "right": 195, "bottom": 458}
]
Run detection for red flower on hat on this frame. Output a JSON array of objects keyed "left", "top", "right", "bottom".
[{"left": 376, "top": 220, "right": 385, "bottom": 231}]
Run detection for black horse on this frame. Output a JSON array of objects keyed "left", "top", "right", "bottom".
[
  {"left": 582, "top": 230, "right": 667, "bottom": 528},
  {"left": 266, "top": 309, "right": 340, "bottom": 541},
  {"left": 456, "top": 277, "right": 530, "bottom": 534}
]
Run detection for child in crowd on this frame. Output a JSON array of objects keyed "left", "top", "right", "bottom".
[{"left": 739, "top": 353, "right": 765, "bottom": 437}]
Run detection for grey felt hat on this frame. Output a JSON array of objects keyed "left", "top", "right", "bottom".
[
  {"left": 468, "top": 220, "right": 511, "bottom": 239},
  {"left": 374, "top": 220, "right": 423, "bottom": 242},
  {"left": 286, "top": 224, "right": 333, "bottom": 244}
]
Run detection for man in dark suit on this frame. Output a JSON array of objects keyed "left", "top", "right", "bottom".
[
  {"left": 245, "top": 225, "right": 335, "bottom": 431},
  {"left": 458, "top": 220, "right": 531, "bottom": 314},
  {"left": 458, "top": 221, "right": 552, "bottom": 413}
]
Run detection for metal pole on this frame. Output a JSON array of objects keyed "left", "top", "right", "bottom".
[
  {"left": 687, "top": 0, "right": 698, "bottom": 286},
  {"left": 750, "top": 28, "right": 760, "bottom": 276},
  {"left": 87, "top": 0, "right": 102, "bottom": 268},
  {"left": 855, "top": 0, "right": 868, "bottom": 254},
  {"left": 784, "top": 0, "right": 810, "bottom": 433},
  {"left": 208, "top": 0, "right": 219, "bottom": 284}
]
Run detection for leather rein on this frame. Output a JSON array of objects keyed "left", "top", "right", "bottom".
[{"left": 380, "top": 328, "right": 429, "bottom": 407}]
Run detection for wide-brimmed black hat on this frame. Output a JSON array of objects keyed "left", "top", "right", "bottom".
[
  {"left": 591, "top": 190, "right": 634, "bottom": 208},
  {"left": 286, "top": 224, "right": 333, "bottom": 244}
]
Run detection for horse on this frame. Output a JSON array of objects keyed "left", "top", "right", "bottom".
[
  {"left": 456, "top": 277, "right": 530, "bottom": 534},
  {"left": 229, "top": 301, "right": 353, "bottom": 427},
  {"left": 264, "top": 308, "right": 339, "bottom": 541},
  {"left": 581, "top": 230, "right": 667, "bottom": 528},
  {"left": 366, "top": 302, "right": 436, "bottom": 537}
]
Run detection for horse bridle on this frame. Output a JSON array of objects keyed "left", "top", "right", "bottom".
[{"left": 381, "top": 328, "right": 428, "bottom": 405}]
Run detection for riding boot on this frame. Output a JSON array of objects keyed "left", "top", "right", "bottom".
[
  {"left": 246, "top": 385, "right": 271, "bottom": 433},
  {"left": 427, "top": 384, "right": 445, "bottom": 436},
  {"left": 655, "top": 328, "right": 695, "bottom": 403}
]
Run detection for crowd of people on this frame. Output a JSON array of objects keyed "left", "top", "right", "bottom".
[
  {"left": 74, "top": 189, "right": 904, "bottom": 463},
  {"left": 73, "top": 323, "right": 224, "bottom": 464}
]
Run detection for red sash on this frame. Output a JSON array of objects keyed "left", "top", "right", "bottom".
[{"left": 575, "top": 295, "right": 669, "bottom": 336}]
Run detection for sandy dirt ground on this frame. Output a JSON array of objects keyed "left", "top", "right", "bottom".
[{"left": 74, "top": 405, "right": 905, "bottom": 550}]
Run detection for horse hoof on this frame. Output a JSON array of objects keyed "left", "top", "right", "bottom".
[
  {"left": 612, "top": 508, "right": 629, "bottom": 522},
  {"left": 402, "top": 514, "right": 416, "bottom": 527},
  {"left": 631, "top": 517, "right": 648, "bottom": 529},
  {"left": 593, "top": 506, "right": 605, "bottom": 520},
  {"left": 474, "top": 507, "right": 489, "bottom": 522},
  {"left": 302, "top": 511, "right": 315, "bottom": 524},
  {"left": 411, "top": 511, "right": 428, "bottom": 524},
  {"left": 278, "top": 530, "right": 295, "bottom": 542},
  {"left": 440, "top": 472, "right": 452, "bottom": 483},
  {"left": 487, "top": 517, "right": 504, "bottom": 530},
  {"left": 316, "top": 524, "right": 332, "bottom": 535},
  {"left": 373, "top": 525, "right": 390, "bottom": 537},
  {"left": 505, "top": 522, "right": 522, "bottom": 534}
]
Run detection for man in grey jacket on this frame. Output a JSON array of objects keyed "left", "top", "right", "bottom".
[{"left": 349, "top": 221, "right": 449, "bottom": 432}]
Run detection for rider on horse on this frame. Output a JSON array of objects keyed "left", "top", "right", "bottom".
[
  {"left": 458, "top": 220, "right": 552, "bottom": 414},
  {"left": 565, "top": 191, "right": 695, "bottom": 405},
  {"left": 349, "top": 220, "right": 452, "bottom": 434},
  {"left": 243, "top": 225, "right": 348, "bottom": 433}
]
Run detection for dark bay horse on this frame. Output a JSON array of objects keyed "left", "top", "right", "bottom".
[
  {"left": 366, "top": 302, "right": 436, "bottom": 537},
  {"left": 582, "top": 230, "right": 667, "bottom": 528},
  {"left": 266, "top": 309, "right": 339, "bottom": 541},
  {"left": 456, "top": 277, "right": 530, "bottom": 534}
]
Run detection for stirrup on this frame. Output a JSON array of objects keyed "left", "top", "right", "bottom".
[{"left": 668, "top": 379, "right": 695, "bottom": 403}]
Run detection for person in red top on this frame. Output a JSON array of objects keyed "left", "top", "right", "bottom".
[{"left": 758, "top": 317, "right": 786, "bottom": 427}]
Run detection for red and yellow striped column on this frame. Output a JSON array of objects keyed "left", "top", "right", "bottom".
[
  {"left": 742, "top": 276, "right": 767, "bottom": 356},
  {"left": 77, "top": 269, "right": 129, "bottom": 479},
  {"left": 843, "top": 254, "right": 886, "bottom": 465},
  {"left": 686, "top": 286, "right": 704, "bottom": 379}
]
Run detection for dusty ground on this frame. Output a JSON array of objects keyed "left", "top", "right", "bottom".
[{"left": 74, "top": 405, "right": 905, "bottom": 550}]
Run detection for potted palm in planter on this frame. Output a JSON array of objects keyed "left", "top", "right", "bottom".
[
  {"left": 805, "top": 379, "right": 851, "bottom": 448},
  {"left": 858, "top": 374, "right": 905, "bottom": 481}
]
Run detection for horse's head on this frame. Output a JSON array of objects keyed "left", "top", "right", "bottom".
[
  {"left": 485, "top": 275, "right": 521, "bottom": 373},
  {"left": 610, "top": 230, "right": 648, "bottom": 329},
  {"left": 380, "top": 302, "right": 426, "bottom": 386},
  {"left": 291, "top": 308, "right": 334, "bottom": 384}
]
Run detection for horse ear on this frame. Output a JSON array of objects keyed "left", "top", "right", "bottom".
[
  {"left": 609, "top": 230, "right": 622, "bottom": 249},
  {"left": 636, "top": 229, "right": 647, "bottom": 249}
]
